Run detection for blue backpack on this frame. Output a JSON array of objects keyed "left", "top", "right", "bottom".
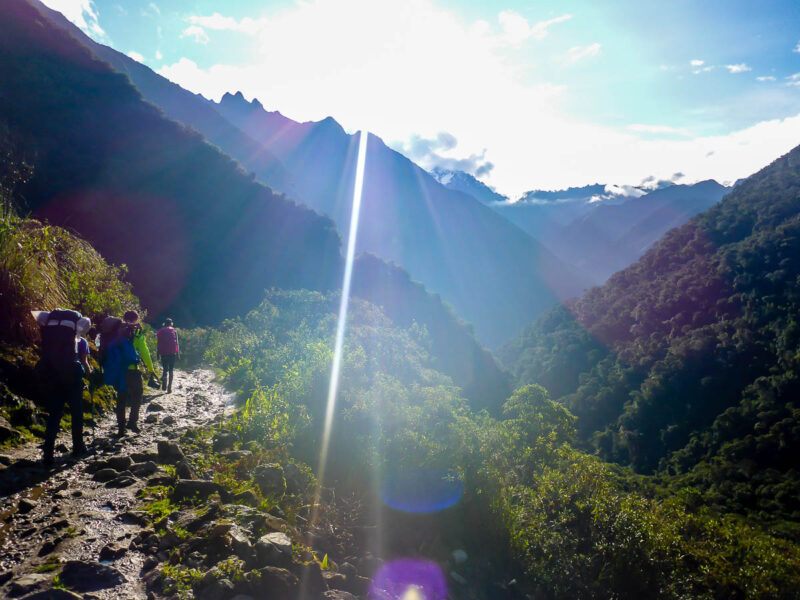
[{"left": 103, "top": 331, "right": 139, "bottom": 392}]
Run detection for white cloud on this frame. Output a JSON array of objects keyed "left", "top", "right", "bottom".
[
  {"left": 156, "top": 50, "right": 163, "bottom": 60},
  {"left": 143, "top": 2, "right": 160, "bottom": 17},
  {"left": 690, "top": 59, "right": 704, "bottom": 67},
  {"left": 39, "top": 0, "right": 106, "bottom": 40},
  {"left": 496, "top": 11, "right": 571, "bottom": 45},
  {"left": 627, "top": 124, "right": 691, "bottom": 137},
  {"left": 157, "top": 0, "right": 800, "bottom": 196},
  {"left": 786, "top": 73, "right": 800, "bottom": 86},
  {"left": 187, "top": 13, "right": 268, "bottom": 35},
  {"left": 563, "top": 43, "right": 601, "bottom": 65},
  {"left": 794, "top": 41, "right": 800, "bottom": 53},
  {"left": 725, "top": 63, "right": 751, "bottom": 73},
  {"left": 756, "top": 75, "right": 776, "bottom": 82},
  {"left": 127, "top": 51, "right": 144, "bottom": 62},
  {"left": 181, "top": 25, "right": 210, "bottom": 44}
]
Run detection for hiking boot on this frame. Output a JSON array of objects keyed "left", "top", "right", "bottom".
[
  {"left": 167, "top": 386, "right": 172, "bottom": 393},
  {"left": 127, "top": 423, "right": 140, "bottom": 434},
  {"left": 42, "top": 454, "right": 54, "bottom": 468},
  {"left": 114, "top": 426, "right": 126, "bottom": 437},
  {"left": 72, "top": 444, "right": 88, "bottom": 457},
  {"left": 161, "top": 381, "right": 167, "bottom": 391}
]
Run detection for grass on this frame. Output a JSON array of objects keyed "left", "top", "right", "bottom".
[{"left": 33, "top": 555, "right": 62, "bottom": 573}]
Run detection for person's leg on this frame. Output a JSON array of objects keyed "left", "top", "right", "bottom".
[
  {"left": 116, "top": 386, "right": 128, "bottom": 435},
  {"left": 161, "top": 357, "right": 168, "bottom": 391},
  {"left": 126, "top": 370, "right": 144, "bottom": 430},
  {"left": 166, "top": 354, "right": 175, "bottom": 392},
  {"left": 69, "top": 378, "right": 85, "bottom": 454},
  {"left": 43, "top": 385, "right": 65, "bottom": 465}
]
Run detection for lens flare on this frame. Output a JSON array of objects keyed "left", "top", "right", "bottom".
[
  {"left": 310, "top": 129, "right": 369, "bottom": 514},
  {"left": 371, "top": 559, "right": 447, "bottom": 600}
]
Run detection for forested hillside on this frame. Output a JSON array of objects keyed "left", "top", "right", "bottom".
[{"left": 503, "top": 143, "right": 800, "bottom": 519}]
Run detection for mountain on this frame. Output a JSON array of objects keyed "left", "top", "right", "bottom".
[
  {"left": 4, "top": 0, "right": 510, "bottom": 410},
  {"left": 501, "top": 143, "right": 800, "bottom": 518},
  {"left": 211, "top": 92, "right": 586, "bottom": 347},
  {"left": 430, "top": 167, "right": 508, "bottom": 204},
  {"left": 541, "top": 180, "right": 729, "bottom": 284}
]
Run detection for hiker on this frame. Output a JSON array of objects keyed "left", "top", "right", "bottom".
[
  {"left": 156, "top": 318, "right": 179, "bottom": 393},
  {"left": 34, "top": 309, "right": 91, "bottom": 466},
  {"left": 103, "top": 310, "right": 157, "bottom": 435}
]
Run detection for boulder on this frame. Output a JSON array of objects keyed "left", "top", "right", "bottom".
[
  {"left": 7, "top": 573, "right": 50, "bottom": 597},
  {"left": 232, "top": 490, "right": 258, "bottom": 506},
  {"left": 17, "top": 498, "right": 36, "bottom": 514},
  {"left": 176, "top": 460, "right": 195, "bottom": 480},
  {"left": 172, "top": 480, "right": 223, "bottom": 502},
  {"left": 212, "top": 432, "right": 236, "bottom": 452},
  {"left": 146, "top": 402, "right": 165, "bottom": 412},
  {"left": 131, "top": 451, "right": 159, "bottom": 463},
  {"left": 198, "top": 578, "right": 235, "bottom": 600},
  {"left": 252, "top": 463, "right": 286, "bottom": 499},
  {"left": 156, "top": 440, "right": 185, "bottom": 465},
  {"left": 105, "top": 475, "right": 136, "bottom": 488},
  {"left": 91, "top": 468, "right": 119, "bottom": 483},
  {"left": 247, "top": 567, "right": 298, "bottom": 600},
  {"left": 105, "top": 456, "right": 133, "bottom": 471},
  {"left": 255, "top": 532, "right": 292, "bottom": 567},
  {"left": 144, "top": 414, "right": 158, "bottom": 424},
  {"left": 98, "top": 543, "right": 127, "bottom": 561},
  {"left": 57, "top": 560, "right": 126, "bottom": 592},
  {"left": 130, "top": 461, "right": 158, "bottom": 477},
  {"left": 0, "top": 416, "right": 19, "bottom": 443}
]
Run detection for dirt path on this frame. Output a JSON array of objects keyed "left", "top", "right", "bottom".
[{"left": 0, "top": 368, "right": 233, "bottom": 599}]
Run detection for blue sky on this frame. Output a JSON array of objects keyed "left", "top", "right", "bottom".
[{"left": 44, "top": 0, "right": 800, "bottom": 197}]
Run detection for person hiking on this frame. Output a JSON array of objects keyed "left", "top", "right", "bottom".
[
  {"left": 33, "top": 309, "right": 91, "bottom": 466},
  {"left": 156, "top": 318, "right": 179, "bottom": 393},
  {"left": 104, "top": 310, "right": 157, "bottom": 435}
]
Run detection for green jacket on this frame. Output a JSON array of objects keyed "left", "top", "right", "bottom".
[{"left": 130, "top": 329, "right": 155, "bottom": 373}]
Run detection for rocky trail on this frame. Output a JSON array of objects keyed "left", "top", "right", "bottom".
[{"left": 0, "top": 369, "right": 233, "bottom": 599}]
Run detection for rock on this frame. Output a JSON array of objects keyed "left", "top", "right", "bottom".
[
  {"left": 19, "top": 590, "right": 83, "bottom": 600},
  {"left": 232, "top": 490, "right": 258, "bottom": 506},
  {"left": 0, "top": 454, "right": 12, "bottom": 465},
  {"left": 119, "top": 510, "right": 150, "bottom": 526},
  {"left": 7, "top": 573, "right": 50, "bottom": 597},
  {"left": 283, "top": 463, "right": 306, "bottom": 493},
  {"left": 212, "top": 432, "right": 236, "bottom": 452},
  {"left": 105, "top": 456, "right": 133, "bottom": 471},
  {"left": 323, "top": 571, "right": 348, "bottom": 588},
  {"left": 156, "top": 440, "right": 185, "bottom": 465},
  {"left": 131, "top": 451, "right": 159, "bottom": 463},
  {"left": 144, "top": 414, "right": 158, "bottom": 424},
  {"left": 141, "top": 556, "right": 158, "bottom": 572},
  {"left": 297, "top": 562, "right": 324, "bottom": 597},
  {"left": 175, "top": 460, "right": 195, "bottom": 480},
  {"left": 248, "top": 567, "right": 298, "bottom": 600},
  {"left": 18, "top": 498, "right": 36, "bottom": 514},
  {"left": 340, "top": 561, "right": 357, "bottom": 583},
  {"left": 323, "top": 591, "right": 358, "bottom": 600},
  {"left": 99, "top": 543, "right": 127, "bottom": 561},
  {"left": 221, "top": 450, "right": 251, "bottom": 461},
  {"left": 37, "top": 537, "right": 60, "bottom": 556},
  {"left": 105, "top": 475, "right": 137, "bottom": 488},
  {"left": 91, "top": 468, "right": 119, "bottom": 483},
  {"left": 130, "top": 461, "right": 158, "bottom": 477},
  {"left": 58, "top": 560, "right": 126, "bottom": 592},
  {"left": 252, "top": 463, "right": 286, "bottom": 499},
  {"left": 198, "top": 577, "right": 235, "bottom": 600},
  {"left": 146, "top": 402, "right": 165, "bottom": 412},
  {"left": 229, "top": 526, "right": 254, "bottom": 563},
  {"left": 146, "top": 475, "right": 175, "bottom": 487},
  {"left": 9, "top": 399, "right": 37, "bottom": 426},
  {"left": 162, "top": 415, "right": 176, "bottom": 425},
  {"left": 255, "top": 532, "right": 293, "bottom": 567},
  {"left": 172, "top": 480, "right": 223, "bottom": 502}
]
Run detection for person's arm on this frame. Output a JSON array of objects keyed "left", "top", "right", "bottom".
[
  {"left": 78, "top": 338, "right": 91, "bottom": 374},
  {"left": 133, "top": 332, "right": 155, "bottom": 374}
]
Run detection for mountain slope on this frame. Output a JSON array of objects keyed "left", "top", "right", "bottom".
[
  {"left": 501, "top": 143, "right": 800, "bottom": 518},
  {"left": 212, "top": 92, "right": 586, "bottom": 346}
]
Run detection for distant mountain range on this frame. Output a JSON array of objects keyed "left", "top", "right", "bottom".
[{"left": 433, "top": 169, "right": 729, "bottom": 285}]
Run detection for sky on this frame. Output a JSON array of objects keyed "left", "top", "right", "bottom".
[{"left": 42, "top": 0, "right": 800, "bottom": 198}]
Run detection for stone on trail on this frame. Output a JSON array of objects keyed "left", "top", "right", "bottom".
[
  {"left": 172, "top": 479, "right": 223, "bottom": 502},
  {"left": 17, "top": 498, "right": 36, "bottom": 514},
  {"left": 157, "top": 440, "right": 185, "bottom": 464},
  {"left": 144, "top": 414, "right": 158, "bottom": 424},
  {"left": 162, "top": 415, "right": 176, "bottom": 425},
  {"left": 212, "top": 432, "right": 236, "bottom": 453},
  {"left": 99, "top": 543, "right": 127, "bottom": 561},
  {"left": 255, "top": 531, "right": 293, "bottom": 567},
  {"left": 146, "top": 401, "right": 165, "bottom": 412},
  {"left": 129, "top": 461, "right": 158, "bottom": 477},
  {"left": 0, "top": 416, "right": 20, "bottom": 443},
  {"left": 104, "top": 456, "right": 133, "bottom": 471},
  {"left": 176, "top": 460, "right": 195, "bottom": 480},
  {"left": 58, "top": 560, "right": 126, "bottom": 592},
  {"left": 18, "top": 589, "right": 83, "bottom": 600},
  {"left": 91, "top": 468, "right": 119, "bottom": 483},
  {"left": 252, "top": 463, "right": 286, "bottom": 499},
  {"left": 198, "top": 577, "right": 235, "bottom": 600},
  {"left": 7, "top": 572, "right": 50, "bottom": 597}
]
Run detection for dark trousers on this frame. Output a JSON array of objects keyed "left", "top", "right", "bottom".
[
  {"left": 117, "top": 370, "right": 143, "bottom": 429},
  {"left": 161, "top": 354, "right": 176, "bottom": 390},
  {"left": 43, "top": 372, "right": 84, "bottom": 459}
]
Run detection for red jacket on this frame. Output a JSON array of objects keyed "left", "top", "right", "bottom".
[{"left": 156, "top": 326, "right": 179, "bottom": 355}]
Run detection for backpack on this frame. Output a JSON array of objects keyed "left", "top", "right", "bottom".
[
  {"left": 98, "top": 316, "right": 123, "bottom": 365},
  {"left": 103, "top": 335, "right": 140, "bottom": 392},
  {"left": 38, "top": 308, "right": 83, "bottom": 380}
]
